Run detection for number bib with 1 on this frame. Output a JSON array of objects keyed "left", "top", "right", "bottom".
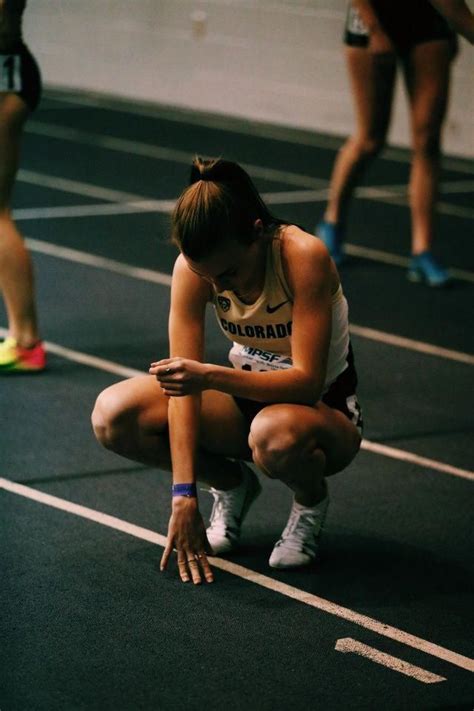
[{"left": 0, "top": 54, "right": 22, "bottom": 92}]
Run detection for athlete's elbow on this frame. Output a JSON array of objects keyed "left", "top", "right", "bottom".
[{"left": 293, "top": 375, "right": 322, "bottom": 405}]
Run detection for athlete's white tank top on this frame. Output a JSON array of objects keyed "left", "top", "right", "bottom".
[{"left": 212, "top": 237, "right": 350, "bottom": 390}]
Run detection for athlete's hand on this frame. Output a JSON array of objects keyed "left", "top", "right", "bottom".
[
  {"left": 150, "top": 357, "right": 210, "bottom": 396},
  {"left": 368, "top": 27, "right": 395, "bottom": 55},
  {"left": 160, "top": 497, "right": 214, "bottom": 584}
]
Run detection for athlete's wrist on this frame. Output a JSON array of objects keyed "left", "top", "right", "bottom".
[{"left": 202, "top": 362, "right": 216, "bottom": 390}]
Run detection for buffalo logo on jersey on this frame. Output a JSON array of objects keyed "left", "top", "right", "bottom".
[{"left": 217, "top": 296, "right": 231, "bottom": 312}]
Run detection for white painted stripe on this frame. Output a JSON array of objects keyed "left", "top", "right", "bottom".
[
  {"left": 42, "top": 89, "right": 474, "bottom": 174},
  {"left": 263, "top": 186, "right": 474, "bottom": 220},
  {"left": 2, "top": 321, "right": 472, "bottom": 483},
  {"left": 0, "top": 477, "right": 472, "bottom": 674},
  {"left": 25, "top": 238, "right": 174, "bottom": 287},
  {"left": 335, "top": 638, "right": 446, "bottom": 683},
  {"left": 24, "top": 237, "right": 474, "bottom": 362},
  {"left": 26, "top": 121, "right": 328, "bottom": 190},
  {"left": 13, "top": 200, "right": 175, "bottom": 221},
  {"left": 349, "top": 324, "right": 474, "bottom": 365},
  {"left": 18, "top": 169, "right": 146, "bottom": 204},
  {"left": 263, "top": 189, "right": 329, "bottom": 204},
  {"left": 344, "top": 244, "right": 474, "bottom": 284},
  {"left": 361, "top": 440, "right": 474, "bottom": 482},
  {"left": 2, "top": 327, "right": 143, "bottom": 380}
]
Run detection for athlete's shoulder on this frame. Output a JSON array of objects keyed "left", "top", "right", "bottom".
[
  {"left": 280, "top": 224, "right": 331, "bottom": 270},
  {"left": 172, "top": 254, "right": 212, "bottom": 301}
]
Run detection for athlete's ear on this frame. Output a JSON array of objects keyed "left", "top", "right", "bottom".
[{"left": 253, "top": 218, "right": 264, "bottom": 238}]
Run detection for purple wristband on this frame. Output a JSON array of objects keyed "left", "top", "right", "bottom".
[{"left": 172, "top": 483, "right": 197, "bottom": 497}]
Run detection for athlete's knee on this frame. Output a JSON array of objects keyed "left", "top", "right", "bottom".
[
  {"left": 351, "top": 134, "right": 386, "bottom": 160},
  {"left": 412, "top": 123, "right": 442, "bottom": 158},
  {"left": 249, "top": 410, "right": 301, "bottom": 478},
  {"left": 91, "top": 387, "right": 132, "bottom": 452}
]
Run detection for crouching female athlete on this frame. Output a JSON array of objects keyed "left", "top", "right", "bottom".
[{"left": 92, "top": 158, "right": 363, "bottom": 584}]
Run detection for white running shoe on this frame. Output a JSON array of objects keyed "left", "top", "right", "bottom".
[
  {"left": 206, "top": 462, "right": 262, "bottom": 555},
  {"left": 269, "top": 495, "right": 329, "bottom": 569}
]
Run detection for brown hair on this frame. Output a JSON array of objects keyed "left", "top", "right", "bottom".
[{"left": 171, "top": 157, "right": 287, "bottom": 260}]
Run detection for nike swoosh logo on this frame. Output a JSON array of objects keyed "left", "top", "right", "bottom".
[{"left": 266, "top": 300, "right": 290, "bottom": 314}]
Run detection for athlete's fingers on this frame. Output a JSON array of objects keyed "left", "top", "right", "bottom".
[
  {"left": 161, "top": 388, "right": 186, "bottom": 397},
  {"left": 176, "top": 551, "right": 190, "bottom": 583},
  {"left": 186, "top": 555, "right": 202, "bottom": 585},
  {"left": 197, "top": 553, "right": 214, "bottom": 583},
  {"left": 160, "top": 541, "right": 174, "bottom": 571}
]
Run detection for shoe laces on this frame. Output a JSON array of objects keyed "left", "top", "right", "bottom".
[
  {"left": 277, "top": 501, "right": 327, "bottom": 554},
  {"left": 207, "top": 486, "right": 242, "bottom": 536}
]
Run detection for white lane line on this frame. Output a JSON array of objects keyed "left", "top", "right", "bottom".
[
  {"left": 344, "top": 244, "right": 474, "bottom": 284},
  {"left": 13, "top": 200, "right": 175, "bottom": 221},
  {"left": 26, "top": 236, "right": 474, "bottom": 363},
  {"left": 361, "top": 440, "right": 474, "bottom": 482},
  {"left": 18, "top": 168, "right": 146, "bottom": 203},
  {"left": 42, "top": 89, "right": 474, "bottom": 175},
  {"left": 361, "top": 439, "right": 474, "bottom": 481},
  {"left": 26, "top": 121, "right": 328, "bottom": 190},
  {"left": 1, "top": 322, "right": 472, "bottom": 483},
  {"left": 16, "top": 168, "right": 474, "bottom": 283},
  {"left": 0, "top": 477, "right": 472, "bottom": 674},
  {"left": 25, "top": 238, "right": 173, "bottom": 287},
  {"left": 25, "top": 120, "right": 474, "bottom": 205},
  {"left": 335, "top": 638, "right": 446, "bottom": 684},
  {"left": 2, "top": 327, "right": 144, "bottom": 380},
  {"left": 349, "top": 325, "right": 474, "bottom": 365}
]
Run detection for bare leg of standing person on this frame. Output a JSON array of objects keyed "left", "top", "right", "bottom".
[
  {"left": 403, "top": 40, "right": 454, "bottom": 286},
  {"left": 316, "top": 46, "right": 396, "bottom": 264},
  {"left": 0, "top": 93, "right": 45, "bottom": 370}
]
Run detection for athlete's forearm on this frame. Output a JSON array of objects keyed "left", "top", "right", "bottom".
[
  {"left": 168, "top": 395, "right": 201, "bottom": 484},
  {"left": 429, "top": 0, "right": 474, "bottom": 42},
  {"left": 206, "top": 363, "right": 323, "bottom": 405}
]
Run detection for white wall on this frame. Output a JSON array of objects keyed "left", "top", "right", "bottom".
[{"left": 25, "top": 0, "right": 474, "bottom": 157}]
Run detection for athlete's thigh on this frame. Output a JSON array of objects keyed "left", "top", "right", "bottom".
[
  {"left": 253, "top": 400, "right": 361, "bottom": 475},
  {"left": 401, "top": 40, "right": 453, "bottom": 134},
  {"left": 95, "top": 374, "right": 169, "bottom": 433},
  {"left": 345, "top": 46, "right": 397, "bottom": 141},
  {"left": 0, "top": 93, "right": 29, "bottom": 206},
  {"left": 98, "top": 376, "right": 251, "bottom": 458},
  {"left": 200, "top": 390, "right": 251, "bottom": 459}
]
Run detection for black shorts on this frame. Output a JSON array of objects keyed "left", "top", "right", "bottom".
[
  {"left": 0, "top": 43, "right": 42, "bottom": 111},
  {"left": 233, "top": 343, "right": 364, "bottom": 436},
  {"left": 344, "top": 1, "right": 457, "bottom": 56}
]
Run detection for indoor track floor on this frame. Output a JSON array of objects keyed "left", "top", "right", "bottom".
[{"left": 1, "top": 88, "right": 473, "bottom": 711}]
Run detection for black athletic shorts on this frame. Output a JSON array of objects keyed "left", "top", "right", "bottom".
[
  {"left": 0, "top": 43, "right": 42, "bottom": 111},
  {"left": 344, "top": 0, "right": 457, "bottom": 56},
  {"left": 233, "top": 343, "right": 364, "bottom": 436}
]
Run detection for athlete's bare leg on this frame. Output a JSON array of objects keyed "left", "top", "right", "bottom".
[
  {"left": 323, "top": 46, "right": 396, "bottom": 224},
  {"left": 91, "top": 375, "right": 252, "bottom": 490},
  {"left": 401, "top": 40, "right": 453, "bottom": 255},
  {"left": 249, "top": 402, "right": 361, "bottom": 507},
  {"left": 0, "top": 93, "right": 39, "bottom": 347}
]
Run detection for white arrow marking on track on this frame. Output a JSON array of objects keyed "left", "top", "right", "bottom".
[{"left": 335, "top": 638, "right": 447, "bottom": 684}]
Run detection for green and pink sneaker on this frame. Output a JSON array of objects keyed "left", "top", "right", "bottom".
[{"left": 0, "top": 337, "right": 46, "bottom": 372}]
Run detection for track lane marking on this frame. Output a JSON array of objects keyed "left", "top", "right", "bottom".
[
  {"left": 335, "top": 638, "right": 447, "bottom": 683},
  {"left": 24, "top": 237, "right": 474, "bottom": 362},
  {"left": 360, "top": 440, "right": 474, "bottom": 482},
  {"left": 16, "top": 170, "right": 474, "bottom": 283},
  {"left": 24, "top": 120, "right": 474, "bottom": 216},
  {"left": 25, "top": 122, "right": 328, "bottom": 190},
  {"left": 40, "top": 89, "right": 474, "bottom": 174},
  {"left": 0, "top": 477, "right": 472, "bottom": 674},
  {"left": 1, "top": 325, "right": 472, "bottom": 482}
]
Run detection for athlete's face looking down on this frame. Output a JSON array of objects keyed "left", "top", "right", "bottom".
[{"left": 185, "top": 220, "right": 267, "bottom": 300}]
